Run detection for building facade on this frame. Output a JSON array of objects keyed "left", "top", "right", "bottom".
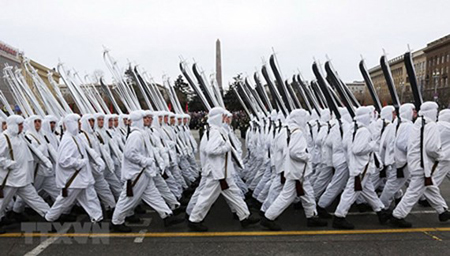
[
  {"left": 368, "top": 49, "right": 426, "bottom": 106},
  {"left": 423, "top": 35, "right": 450, "bottom": 107}
]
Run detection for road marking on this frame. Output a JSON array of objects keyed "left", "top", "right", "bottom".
[
  {"left": 24, "top": 225, "right": 71, "bottom": 256},
  {"left": 4, "top": 227, "right": 450, "bottom": 239},
  {"left": 423, "top": 231, "right": 443, "bottom": 241},
  {"left": 345, "top": 210, "right": 435, "bottom": 216},
  {"left": 134, "top": 229, "right": 148, "bottom": 243}
]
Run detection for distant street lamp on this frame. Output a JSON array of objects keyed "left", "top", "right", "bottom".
[{"left": 433, "top": 71, "right": 440, "bottom": 103}]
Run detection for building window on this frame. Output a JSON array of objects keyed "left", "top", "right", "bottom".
[
  {"left": 447, "top": 54, "right": 450, "bottom": 62},
  {"left": 442, "top": 56, "right": 445, "bottom": 64}
]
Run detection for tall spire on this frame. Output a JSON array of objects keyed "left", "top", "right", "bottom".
[{"left": 215, "top": 39, "right": 223, "bottom": 95}]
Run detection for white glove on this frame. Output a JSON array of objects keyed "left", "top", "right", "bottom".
[
  {"left": 5, "top": 160, "right": 18, "bottom": 169},
  {"left": 77, "top": 158, "right": 88, "bottom": 169},
  {"left": 143, "top": 158, "right": 155, "bottom": 168},
  {"left": 369, "top": 141, "right": 378, "bottom": 152},
  {"left": 43, "top": 158, "right": 53, "bottom": 169},
  {"left": 97, "top": 158, "right": 106, "bottom": 172}
]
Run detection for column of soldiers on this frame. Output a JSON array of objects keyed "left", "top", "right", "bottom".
[{"left": 1, "top": 101, "right": 450, "bottom": 234}]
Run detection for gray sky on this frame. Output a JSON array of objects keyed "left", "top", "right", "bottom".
[{"left": 1, "top": 0, "right": 449, "bottom": 89}]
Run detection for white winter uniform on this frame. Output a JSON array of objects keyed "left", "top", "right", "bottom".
[
  {"left": 189, "top": 107, "right": 250, "bottom": 223},
  {"left": 45, "top": 114, "right": 103, "bottom": 222},
  {"left": 0, "top": 115, "right": 51, "bottom": 219},
  {"left": 334, "top": 107, "right": 385, "bottom": 218},
  {"left": 265, "top": 110, "right": 317, "bottom": 220},
  {"left": 13, "top": 115, "right": 60, "bottom": 213},
  {"left": 112, "top": 111, "right": 173, "bottom": 225},
  {"left": 380, "top": 104, "right": 414, "bottom": 208},
  {"left": 393, "top": 102, "right": 448, "bottom": 219}
]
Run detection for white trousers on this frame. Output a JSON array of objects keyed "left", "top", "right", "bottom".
[
  {"left": 393, "top": 174, "right": 447, "bottom": 219},
  {"left": 186, "top": 176, "right": 206, "bottom": 216},
  {"left": 45, "top": 185, "right": 103, "bottom": 222},
  {"left": 13, "top": 175, "right": 60, "bottom": 213},
  {"left": 257, "top": 173, "right": 274, "bottom": 204},
  {"left": 104, "top": 169, "right": 123, "bottom": 199},
  {"left": 313, "top": 165, "right": 334, "bottom": 201},
  {"left": 93, "top": 175, "right": 116, "bottom": 210},
  {"left": 0, "top": 184, "right": 50, "bottom": 219},
  {"left": 189, "top": 175, "right": 250, "bottom": 223},
  {"left": 253, "top": 165, "right": 272, "bottom": 199},
  {"left": 261, "top": 173, "right": 283, "bottom": 212},
  {"left": 380, "top": 166, "right": 410, "bottom": 209},
  {"left": 334, "top": 173, "right": 385, "bottom": 218},
  {"left": 112, "top": 175, "right": 172, "bottom": 225},
  {"left": 153, "top": 174, "right": 180, "bottom": 210},
  {"left": 265, "top": 179, "right": 317, "bottom": 220},
  {"left": 318, "top": 163, "right": 349, "bottom": 208}
]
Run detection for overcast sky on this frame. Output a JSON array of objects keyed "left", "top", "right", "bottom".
[{"left": 1, "top": 0, "right": 449, "bottom": 89}]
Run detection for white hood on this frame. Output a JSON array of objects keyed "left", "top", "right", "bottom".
[
  {"left": 130, "top": 110, "right": 144, "bottom": 130},
  {"left": 80, "top": 114, "right": 94, "bottom": 134},
  {"left": 287, "top": 109, "right": 310, "bottom": 132},
  {"left": 380, "top": 105, "right": 395, "bottom": 122},
  {"left": 439, "top": 109, "right": 450, "bottom": 123},
  {"left": 25, "top": 115, "right": 42, "bottom": 136},
  {"left": 63, "top": 114, "right": 80, "bottom": 136},
  {"left": 400, "top": 103, "right": 415, "bottom": 122},
  {"left": 354, "top": 106, "right": 372, "bottom": 127},
  {"left": 6, "top": 115, "right": 24, "bottom": 136},
  {"left": 207, "top": 107, "right": 225, "bottom": 128},
  {"left": 419, "top": 101, "right": 438, "bottom": 122}
]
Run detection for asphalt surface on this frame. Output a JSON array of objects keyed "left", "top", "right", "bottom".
[{"left": 2, "top": 130, "right": 450, "bottom": 256}]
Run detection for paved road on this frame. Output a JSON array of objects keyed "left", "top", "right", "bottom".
[{"left": 2, "top": 130, "right": 450, "bottom": 255}]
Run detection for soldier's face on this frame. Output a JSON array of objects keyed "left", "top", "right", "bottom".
[
  {"left": 18, "top": 123, "right": 23, "bottom": 134},
  {"left": 89, "top": 119, "right": 95, "bottom": 128},
  {"left": 114, "top": 118, "right": 119, "bottom": 127},
  {"left": 170, "top": 117, "right": 175, "bottom": 125},
  {"left": 143, "top": 116, "right": 152, "bottom": 127},
  {"left": 34, "top": 119, "right": 42, "bottom": 132},
  {"left": 183, "top": 118, "right": 188, "bottom": 125},
  {"left": 2, "top": 122, "right": 6, "bottom": 131},
  {"left": 413, "top": 109, "right": 418, "bottom": 120},
  {"left": 97, "top": 117, "right": 104, "bottom": 128},
  {"left": 159, "top": 116, "right": 163, "bottom": 123},
  {"left": 50, "top": 121, "right": 56, "bottom": 132},
  {"left": 164, "top": 115, "right": 168, "bottom": 123},
  {"left": 108, "top": 118, "right": 113, "bottom": 128}
]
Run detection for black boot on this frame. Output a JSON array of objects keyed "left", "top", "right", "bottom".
[
  {"left": 110, "top": 223, "right": 132, "bottom": 233},
  {"left": 390, "top": 216, "right": 412, "bottom": 228},
  {"left": 241, "top": 215, "right": 260, "bottom": 228},
  {"left": 259, "top": 210, "right": 265, "bottom": 217},
  {"left": 232, "top": 213, "right": 239, "bottom": 220},
  {"left": 188, "top": 221, "right": 208, "bottom": 232},
  {"left": 173, "top": 206, "right": 186, "bottom": 216},
  {"left": 307, "top": 217, "right": 328, "bottom": 227},
  {"left": 418, "top": 199, "right": 431, "bottom": 207},
  {"left": 57, "top": 214, "right": 77, "bottom": 223},
  {"left": 134, "top": 205, "right": 146, "bottom": 214},
  {"left": 260, "top": 216, "right": 281, "bottom": 231},
  {"left": 395, "top": 197, "right": 402, "bottom": 206},
  {"left": 317, "top": 206, "right": 332, "bottom": 219},
  {"left": 356, "top": 203, "right": 371, "bottom": 213},
  {"left": 163, "top": 215, "right": 184, "bottom": 227},
  {"left": 332, "top": 216, "right": 354, "bottom": 230},
  {"left": 125, "top": 214, "right": 141, "bottom": 224},
  {"left": 105, "top": 209, "right": 114, "bottom": 219},
  {"left": 180, "top": 197, "right": 190, "bottom": 206},
  {"left": 377, "top": 210, "right": 391, "bottom": 225},
  {"left": 293, "top": 202, "right": 303, "bottom": 210},
  {"left": 11, "top": 211, "right": 30, "bottom": 222},
  {"left": 439, "top": 211, "right": 450, "bottom": 222}
]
